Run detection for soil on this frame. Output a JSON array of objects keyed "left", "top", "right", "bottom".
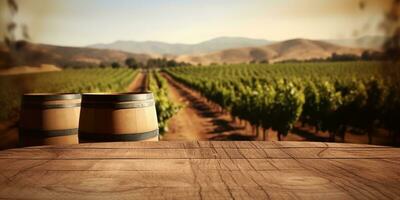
[
  {"left": 127, "top": 71, "right": 148, "bottom": 92},
  {"left": 161, "top": 73, "right": 255, "bottom": 141}
]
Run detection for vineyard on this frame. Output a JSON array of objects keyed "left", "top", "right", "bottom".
[
  {"left": 0, "top": 68, "right": 138, "bottom": 121},
  {"left": 165, "top": 61, "right": 400, "bottom": 144},
  {"left": 0, "top": 62, "right": 399, "bottom": 145}
]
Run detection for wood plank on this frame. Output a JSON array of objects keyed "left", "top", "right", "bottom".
[
  {"left": 0, "top": 141, "right": 398, "bottom": 200},
  {"left": 0, "top": 171, "right": 200, "bottom": 200},
  {"left": 0, "top": 159, "right": 191, "bottom": 172},
  {"left": 247, "top": 159, "right": 277, "bottom": 171},
  {"left": 1, "top": 147, "right": 399, "bottom": 160},
  {"left": 251, "top": 141, "right": 279, "bottom": 149},
  {"left": 274, "top": 141, "right": 328, "bottom": 148},
  {"left": 233, "top": 141, "right": 257, "bottom": 149},
  {"left": 0, "top": 163, "right": 378, "bottom": 199},
  {"left": 26, "top": 141, "right": 191, "bottom": 149},
  {"left": 297, "top": 159, "right": 400, "bottom": 199},
  {"left": 0, "top": 165, "right": 398, "bottom": 199},
  {"left": 324, "top": 142, "right": 386, "bottom": 148},
  {"left": 262, "top": 149, "right": 292, "bottom": 159},
  {"left": 24, "top": 141, "right": 389, "bottom": 150},
  {"left": 211, "top": 141, "right": 238, "bottom": 148},
  {"left": 224, "top": 148, "right": 245, "bottom": 159},
  {"left": 197, "top": 141, "right": 212, "bottom": 148},
  {"left": 268, "top": 159, "right": 304, "bottom": 170},
  {"left": 283, "top": 147, "right": 400, "bottom": 159}
]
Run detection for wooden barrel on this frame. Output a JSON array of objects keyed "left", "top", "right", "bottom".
[
  {"left": 19, "top": 93, "right": 81, "bottom": 147},
  {"left": 78, "top": 92, "right": 159, "bottom": 142}
]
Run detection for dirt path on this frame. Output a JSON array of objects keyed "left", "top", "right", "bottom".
[
  {"left": 127, "top": 71, "right": 148, "bottom": 92},
  {"left": 161, "top": 73, "right": 254, "bottom": 141}
]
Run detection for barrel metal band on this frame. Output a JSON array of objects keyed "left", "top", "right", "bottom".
[
  {"left": 19, "top": 128, "right": 78, "bottom": 138},
  {"left": 23, "top": 93, "right": 81, "bottom": 101},
  {"left": 22, "top": 103, "right": 81, "bottom": 109},
  {"left": 82, "top": 101, "right": 154, "bottom": 109},
  {"left": 79, "top": 129, "right": 159, "bottom": 141},
  {"left": 82, "top": 92, "right": 153, "bottom": 102}
]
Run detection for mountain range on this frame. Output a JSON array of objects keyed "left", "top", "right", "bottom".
[
  {"left": 89, "top": 37, "right": 273, "bottom": 56},
  {"left": 173, "top": 39, "right": 364, "bottom": 65},
  {"left": 88, "top": 36, "right": 383, "bottom": 56},
  {"left": 0, "top": 42, "right": 150, "bottom": 68}
]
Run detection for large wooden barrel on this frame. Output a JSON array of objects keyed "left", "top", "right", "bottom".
[
  {"left": 79, "top": 92, "right": 159, "bottom": 142},
  {"left": 19, "top": 93, "right": 81, "bottom": 147}
]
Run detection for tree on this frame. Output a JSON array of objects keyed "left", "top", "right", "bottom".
[
  {"left": 99, "top": 62, "right": 107, "bottom": 68},
  {"left": 361, "top": 50, "right": 383, "bottom": 61},
  {"left": 167, "top": 60, "right": 177, "bottom": 67},
  {"left": 111, "top": 62, "right": 121, "bottom": 68},
  {"left": 330, "top": 52, "right": 360, "bottom": 61},
  {"left": 125, "top": 57, "right": 138, "bottom": 69}
]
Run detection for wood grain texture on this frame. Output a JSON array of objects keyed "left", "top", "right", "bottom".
[{"left": 0, "top": 141, "right": 399, "bottom": 200}]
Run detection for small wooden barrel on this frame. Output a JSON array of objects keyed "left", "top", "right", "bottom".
[
  {"left": 19, "top": 93, "right": 81, "bottom": 147},
  {"left": 79, "top": 92, "right": 159, "bottom": 142}
]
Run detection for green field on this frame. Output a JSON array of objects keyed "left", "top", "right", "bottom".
[{"left": 166, "top": 61, "right": 400, "bottom": 142}]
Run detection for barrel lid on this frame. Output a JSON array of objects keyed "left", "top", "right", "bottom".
[
  {"left": 82, "top": 92, "right": 154, "bottom": 102},
  {"left": 23, "top": 93, "right": 81, "bottom": 101}
]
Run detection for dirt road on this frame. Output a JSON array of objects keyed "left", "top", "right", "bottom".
[
  {"left": 161, "top": 73, "right": 253, "bottom": 141},
  {"left": 127, "top": 71, "right": 148, "bottom": 92}
]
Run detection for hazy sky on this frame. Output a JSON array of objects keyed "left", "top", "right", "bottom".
[{"left": 3, "top": 0, "right": 391, "bottom": 46}]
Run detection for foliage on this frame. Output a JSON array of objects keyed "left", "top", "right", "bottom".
[
  {"left": 166, "top": 61, "right": 400, "bottom": 142},
  {"left": 125, "top": 57, "right": 140, "bottom": 69},
  {"left": 146, "top": 58, "right": 191, "bottom": 68},
  {"left": 111, "top": 62, "right": 121, "bottom": 68}
]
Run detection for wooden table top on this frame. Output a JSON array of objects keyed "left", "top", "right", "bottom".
[{"left": 0, "top": 141, "right": 399, "bottom": 200}]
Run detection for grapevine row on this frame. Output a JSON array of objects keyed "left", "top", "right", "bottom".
[
  {"left": 166, "top": 62, "right": 400, "bottom": 144},
  {"left": 148, "top": 70, "right": 180, "bottom": 134}
]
